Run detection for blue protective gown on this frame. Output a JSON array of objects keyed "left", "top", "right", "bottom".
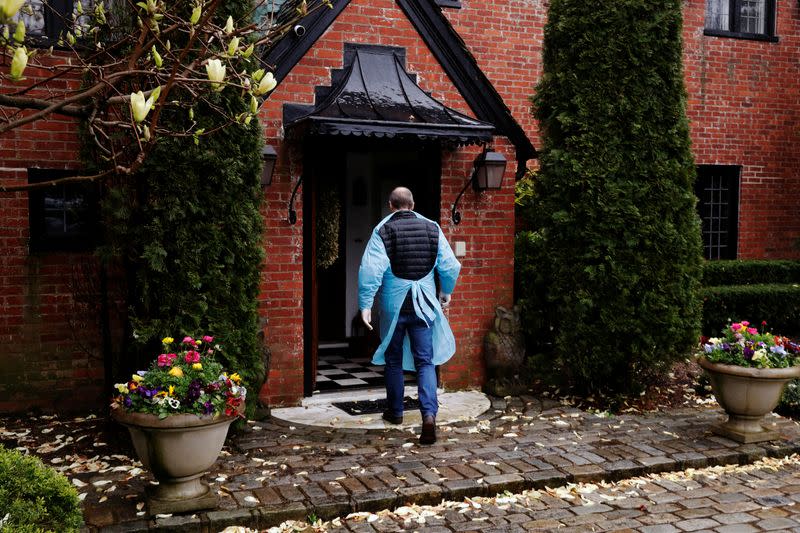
[{"left": 358, "top": 211, "right": 462, "bottom": 371}]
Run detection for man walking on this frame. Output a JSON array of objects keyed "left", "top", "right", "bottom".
[{"left": 358, "top": 187, "right": 461, "bottom": 445}]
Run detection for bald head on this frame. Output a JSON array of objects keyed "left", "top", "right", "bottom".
[{"left": 388, "top": 187, "right": 414, "bottom": 211}]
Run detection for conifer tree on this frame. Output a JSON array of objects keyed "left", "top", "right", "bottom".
[{"left": 530, "top": 0, "right": 703, "bottom": 393}]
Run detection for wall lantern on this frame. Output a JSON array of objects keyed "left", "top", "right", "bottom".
[
  {"left": 451, "top": 148, "right": 507, "bottom": 225},
  {"left": 261, "top": 145, "right": 278, "bottom": 187},
  {"left": 471, "top": 149, "right": 507, "bottom": 191}
]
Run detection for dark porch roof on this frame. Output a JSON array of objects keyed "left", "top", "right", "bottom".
[{"left": 283, "top": 45, "right": 495, "bottom": 145}]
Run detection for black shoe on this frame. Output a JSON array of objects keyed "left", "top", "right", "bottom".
[
  {"left": 382, "top": 411, "right": 403, "bottom": 425},
  {"left": 420, "top": 415, "right": 436, "bottom": 445}
]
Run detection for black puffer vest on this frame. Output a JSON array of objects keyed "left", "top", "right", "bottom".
[{"left": 378, "top": 210, "right": 439, "bottom": 311}]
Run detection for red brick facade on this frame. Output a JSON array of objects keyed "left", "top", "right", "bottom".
[
  {"left": 0, "top": 63, "right": 106, "bottom": 411},
  {"left": 683, "top": 2, "right": 800, "bottom": 259},
  {"left": 2, "top": 0, "right": 799, "bottom": 411}
]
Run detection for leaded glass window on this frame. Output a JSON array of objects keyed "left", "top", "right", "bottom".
[{"left": 705, "top": 0, "right": 775, "bottom": 38}]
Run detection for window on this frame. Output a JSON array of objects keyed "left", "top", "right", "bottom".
[
  {"left": 14, "top": 0, "right": 95, "bottom": 43},
  {"left": 695, "top": 165, "right": 740, "bottom": 260},
  {"left": 28, "top": 169, "right": 98, "bottom": 252},
  {"left": 705, "top": 0, "right": 777, "bottom": 41},
  {"left": 435, "top": 0, "right": 461, "bottom": 8}
]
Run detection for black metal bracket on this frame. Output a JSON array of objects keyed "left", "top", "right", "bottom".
[
  {"left": 288, "top": 174, "right": 303, "bottom": 225},
  {"left": 451, "top": 172, "right": 473, "bottom": 225}
]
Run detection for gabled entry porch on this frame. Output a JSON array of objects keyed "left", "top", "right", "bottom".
[
  {"left": 285, "top": 44, "right": 495, "bottom": 397},
  {"left": 256, "top": 0, "right": 535, "bottom": 408}
]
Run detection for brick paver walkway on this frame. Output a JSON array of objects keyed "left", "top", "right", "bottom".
[
  {"left": 272, "top": 455, "right": 800, "bottom": 532},
  {"left": 72, "top": 397, "right": 800, "bottom": 531},
  {"left": 3, "top": 395, "right": 800, "bottom": 532}
]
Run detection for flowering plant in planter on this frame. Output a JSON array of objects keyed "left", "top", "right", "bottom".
[
  {"left": 702, "top": 320, "right": 800, "bottom": 369},
  {"left": 111, "top": 335, "right": 246, "bottom": 419}
]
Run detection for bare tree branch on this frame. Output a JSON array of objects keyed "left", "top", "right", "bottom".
[{"left": 0, "top": 0, "right": 336, "bottom": 192}]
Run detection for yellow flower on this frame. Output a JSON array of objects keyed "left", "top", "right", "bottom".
[
  {"left": 227, "top": 36, "right": 239, "bottom": 57},
  {"left": 190, "top": 4, "right": 201, "bottom": 24},
  {"left": 0, "top": 0, "right": 25, "bottom": 19},
  {"left": 152, "top": 47, "right": 163, "bottom": 68},
  {"left": 192, "top": 363, "right": 203, "bottom": 370},
  {"left": 13, "top": 19, "right": 25, "bottom": 44},
  {"left": 169, "top": 366, "right": 184, "bottom": 378},
  {"left": 131, "top": 374, "right": 144, "bottom": 383},
  {"left": 162, "top": 336, "right": 174, "bottom": 344},
  {"left": 168, "top": 385, "right": 175, "bottom": 396},
  {"left": 115, "top": 383, "right": 128, "bottom": 394},
  {"left": 229, "top": 373, "right": 241, "bottom": 384},
  {"left": 9, "top": 46, "right": 28, "bottom": 81}
]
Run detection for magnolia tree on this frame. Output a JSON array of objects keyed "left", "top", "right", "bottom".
[{"left": 0, "top": 0, "right": 331, "bottom": 191}]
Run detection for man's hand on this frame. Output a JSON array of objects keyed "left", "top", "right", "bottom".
[
  {"left": 438, "top": 293, "right": 451, "bottom": 308},
  {"left": 360, "top": 309, "right": 373, "bottom": 330}
]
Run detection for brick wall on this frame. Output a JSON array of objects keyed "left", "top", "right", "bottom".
[
  {"left": 682, "top": 1, "right": 800, "bottom": 258},
  {"left": 0, "top": 62, "right": 105, "bottom": 412}
]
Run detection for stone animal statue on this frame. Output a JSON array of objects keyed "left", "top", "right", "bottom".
[{"left": 483, "top": 305, "right": 527, "bottom": 396}]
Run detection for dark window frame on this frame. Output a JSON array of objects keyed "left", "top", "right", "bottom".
[
  {"left": 435, "top": 0, "right": 461, "bottom": 8},
  {"left": 704, "top": 0, "right": 778, "bottom": 42},
  {"left": 28, "top": 168, "right": 99, "bottom": 253},
  {"left": 695, "top": 165, "right": 741, "bottom": 261}
]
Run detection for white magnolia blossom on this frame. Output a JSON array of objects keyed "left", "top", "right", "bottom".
[
  {"left": 223, "top": 15, "right": 233, "bottom": 34},
  {"left": 129, "top": 87, "right": 160, "bottom": 123},
  {"left": 253, "top": 71, "right": 277, "bottom": 96},
  {"left": 205, "top": 58, "right": 226, "bottom": 90}
]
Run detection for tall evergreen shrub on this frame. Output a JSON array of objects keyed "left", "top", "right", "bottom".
[
  {"left": 529, "top": 0, "right": 703, "bottom": 393},
  {"left": 108, "top": 101, "right": 265, "bottom": 401},
  {"left": 100, "top": 0, "right": 265, "bottom": 410}
]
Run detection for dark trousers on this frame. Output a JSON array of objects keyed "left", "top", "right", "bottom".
[{"left": 384, "top": 311, "right": 438, "bottom": 418}]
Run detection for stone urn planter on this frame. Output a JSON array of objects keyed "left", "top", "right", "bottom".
[
  {"left": 112, "top": 408, "right": 238, "bottom": 514},
  {"left": 698, "top": 357, "right": 800, "bottom": 443}
]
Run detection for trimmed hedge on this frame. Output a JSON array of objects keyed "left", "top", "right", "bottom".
[
  {"left": 0, "top": 447, "right": 82, "bottom": 532},
  {"left": 702, "top": 260, "right": 800, "bottom": 287},
  {"left": 701, "top": 284, "right": 800, "bottom": 337}
]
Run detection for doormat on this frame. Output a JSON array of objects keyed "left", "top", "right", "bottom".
[{"left": 332, "top": 396, "right": 420, "bottom": 416}]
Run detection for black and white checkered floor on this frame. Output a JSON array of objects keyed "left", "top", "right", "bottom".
[{"left": 315, "top": 343, "right": 415, "bottom": 392}]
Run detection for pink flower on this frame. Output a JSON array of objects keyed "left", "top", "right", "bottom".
[
  {"left": 202, "top": 335, "right": 214, "bottom": 343},
  {"left": 157, "top": 354, "right": 169, "bottom": 367},
  {"left": 184, "top": 350, "right": 200, "bottom": 364},
  {"left": 747, "top": 327, "right": 758, "bottom": 335},
  {"left": 182, "top": 336, "right": 194, "bottom": 345},
  {"left": 167, "top": 353, "right": 177, "bottom": 363},
  {"left": 731, "top": 323, "right": 742, "bottom": 332},
  {"left": 741, "top": 321, "right": 750, "bottom": 327}
]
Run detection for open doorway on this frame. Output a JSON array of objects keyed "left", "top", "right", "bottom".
[{"left": 303, "top": 138, "right": 440, "bottom": 395}]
